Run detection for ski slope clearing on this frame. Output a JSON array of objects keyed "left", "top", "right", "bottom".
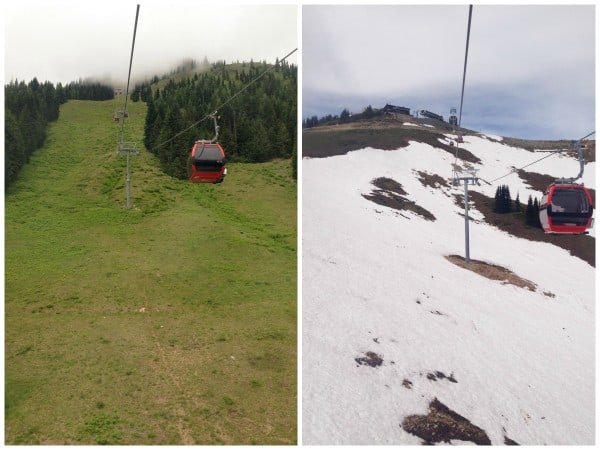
[
  {"left": 5, "top": 99, "right": 297, "bottom": 445},
  {"left": 302, "top": 133, "right": 595, "bottom": 445}
]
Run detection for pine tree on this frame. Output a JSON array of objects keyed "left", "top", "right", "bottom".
[
  {"left": 533, "top": 197, "right": 541, "bottom": 228},
  {"left": 131, "top": 85, "right": 140, "bottom": 102},
  {"left": 494, "top": 186, "right": 502, "bottom": 213},
  {"left": 494, "top": 185, "right": 512, "bottom": 213},
  {"left": 246, "top": 119, "right": 271, "bottom": 162},
  {"left": 340, "top": 108, "right": 351, "bottom": 123},
  {"left": 363, "top": 105, "right": 375, "bottom": 119},
  {"left": 4, "top": 78, "right": 63, "bottom": 188},
  {"left": 144, "top": 96, "right": 158, "bottom": 151},
  {"left": 525, "top": 195, "right": 536, "bottom": 226},
  {"left": 272, "top": 121, "right": 290, "bottom": 158},
  {"left": 141, "top": 59, "right": 296, "bottom": 171},
  {"left": 503, "top": 185, "right": 512, "bottom": 213},
  {"left": 515, "top": 192, "right": 521, "bottom": 212},
  {"left": 140, "top": 84, "right": 152, "bottom": 102},
  {"left": 291, "top": 140, "right": 297, "bottom": 180},
  {"left": 5, "top": 110, "right": 26, "bottom": 188}
]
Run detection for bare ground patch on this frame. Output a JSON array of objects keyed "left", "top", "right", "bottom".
[
  {"left": 302, "top": 119, "right": 481, "bottom": 163},
  {"left": 426, "top": 371, "right": 458, "bottom": 383},
  {"left": 502, "top": 137, "right": 595, "bottom": 163},
  {"left": 516, "top": 169, "right": 556, "bottom": 193},
  {"left": 401, "top": 398, "right": 491, "bottom": 445},
  {"left": 362, "top": 177, "right": 436, "bottom": 221},
  {"left": 445, "top": 255, "right": 537, "bottom": 292},
  {"left": 415, "top": 170, "right": 449, "bottom": 190},
  {"left": 355, "top": 351, "right": 383, "bottom": 368}
]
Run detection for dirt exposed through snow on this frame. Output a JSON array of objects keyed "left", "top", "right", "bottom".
[
  {"left": 445, "top": 255, "right": 538, "bottom": 292},
  {"left": 362, "top": 177, "right": 436, "bottom": 221},
  {"left": 402, "top": 398, "right": 492, "bottom": 445},
  {"left": 355, "top": 351, "right": 383, "bottom": 367}
]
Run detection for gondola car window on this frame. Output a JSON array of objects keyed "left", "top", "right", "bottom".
[
  {"left": 552, "top": 190, "right": 588, "bottom": 212},
  {"left": 194, "top": 145, "right": 224, "bottom": 161}
]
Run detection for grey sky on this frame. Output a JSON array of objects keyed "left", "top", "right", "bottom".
[
  {"left": 303, "top": 4, "right": 595, "bottom": 140},
  {"left": 4, "top": 1, "right": 297, "bottom": 86}
]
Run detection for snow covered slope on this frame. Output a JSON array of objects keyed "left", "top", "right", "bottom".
[{"left": 302, "top": 134, "right": 595, "bottom": 445}]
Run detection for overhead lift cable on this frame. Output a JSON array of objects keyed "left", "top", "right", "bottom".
[
  {"left": 119, "top": 4, "right": 139, "bottom": 144},
  {"left": 152, "top": 47, "right": 298, "bottom": 153},
  {"left": 482, "top": 130, "right": 595, "bottom": 234},
  {"left": 453, "top": 4, "right": 473, "bottom": 166},
  {"left": 457, "top": 4, "right": 473, "bottom": 131},
  {"left": 445, "top": 4, "right": 593, "bottom": 235},
  {"left": 451, "top": 5, "right": 477, "bottom": 263},
  {"left": 117, "top": 4, "right": 141, "bottom": 209},
  {"left": 487, "top": 130, "right": 595, "bottom": 184}
]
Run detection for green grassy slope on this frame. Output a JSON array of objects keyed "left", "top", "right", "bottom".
[{"left": 5, "top": 99, "right": 297, "bottom": 444}]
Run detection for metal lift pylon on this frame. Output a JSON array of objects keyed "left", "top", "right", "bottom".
[
  {"left": 451, "top": 166, "right": 481, "bottom": 263},
  {"left": 116, "top": 4, "right": 140, "bottom": 209}
]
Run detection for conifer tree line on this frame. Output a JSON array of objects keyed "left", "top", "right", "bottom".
[
  {"left": 494, "top": 185, "right": 514, "bottom": 214},
  {"left": 139, "top": 60, "right": 297, "bottom": 179},
  {"left": 62, "top": 80, "right": 114, "bottom": 101},
  {"left": 5, "top": 78, "right": 114, "bottom": 189},
  {"left": 493, "top": 184, "right": 542, "bottom": 228},
  {"left": 525, "top": 195, "right": 542, "bottom": 228},
  {"left": 303, "top": 105, "right": 382, "bottom": 128}
]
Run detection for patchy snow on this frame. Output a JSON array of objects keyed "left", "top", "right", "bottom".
[
  {"left": 446, "top": 134, "right": 595, "bottom": 232},
  {"left": 481, "top": 133, "right": 504, "bottom": 142},
  {"left": 403, "top": 122, "right": 420, "bottom": 127},
  {"left": 302, "top": 137, "right": 595, "bottom": 445}
]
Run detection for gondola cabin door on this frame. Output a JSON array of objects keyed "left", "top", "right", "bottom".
[{"left": 187, "top": 141, "right": 227, "bottom": 184}]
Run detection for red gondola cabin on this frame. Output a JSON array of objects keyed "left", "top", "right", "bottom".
[
  {"left": 539, "top": 184, "right": 594, "bottom": 234},
  {"left": 187, "top": 141, "right": 227, "bottom": 184}
]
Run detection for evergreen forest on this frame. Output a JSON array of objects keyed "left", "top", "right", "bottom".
[
  {"left": 493, "top": 184, "right": 542, "bottom": 228},
  {"left": 4, "top": 78, "right": 114, "bottom": 189},
  {"left": 140, "top": 60, "right": 297, "bottom": 179}
]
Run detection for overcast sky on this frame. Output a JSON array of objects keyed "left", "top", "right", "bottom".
[
  {"left": 2, "top": 2, "right": 595, "bottom": 141},
  {"left": 3, "top": 1, "right": 297, "bottom": 86},
  {"left": 303, "top": 4, "right": 595, "bottom": 140}
]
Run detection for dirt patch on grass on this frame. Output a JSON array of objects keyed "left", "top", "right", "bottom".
[
  {"left": 468, "top": 191, "right": 595, "bottom": 267},
  {"left": 402, "top": 398, "right": 491, "bottom": 445},
  {"left": 362, "top": 177, "right": 436, "bottom": 221},
  {"left": 446, "top": 255, "right": 537, "bottom": 292}
]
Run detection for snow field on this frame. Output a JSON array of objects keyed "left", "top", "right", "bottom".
[{"left": 302, "top": 137, "right": 595, "bottom": 444}]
